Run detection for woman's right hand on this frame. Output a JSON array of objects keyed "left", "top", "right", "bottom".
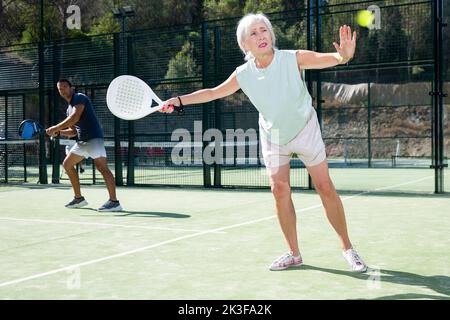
[{"left": 160, "top": 97, "right": 180, "bottom": 113}]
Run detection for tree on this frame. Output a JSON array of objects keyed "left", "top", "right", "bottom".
[
  {"left": 165, "top": 41, "right": 201, "bottom": 79},
  {"left": 203, "top": 0, "right": 305, "bottom": 19},
  {"left": 203, "top": 0, "right": 246, "bottom": 19},
  {"left": 243, "top": 0, "right": 284, "bottom": 14},
  {"left": 120, "top": 0, "right": 203, "bottom": 31},
  {"left": 89, "top": 11, "right": 120, "bottom": 35}
]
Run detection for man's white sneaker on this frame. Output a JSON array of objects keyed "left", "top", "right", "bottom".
[
  {"left": 98, "top": 199, "right": 123, "bottom": 212},
  {"left": 343, "top": 248, "right": 368, "bottom": 272},
  {"left": 65, "top": 197, "right": 88, "bottom": 209}
]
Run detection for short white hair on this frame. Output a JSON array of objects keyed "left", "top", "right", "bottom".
[{"left": 236, "top": 13, "right": 277, "bottom": 61}]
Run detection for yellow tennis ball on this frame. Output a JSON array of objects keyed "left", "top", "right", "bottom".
[{"left": 356, "top": 10, "right": 375, "bottom": 28}]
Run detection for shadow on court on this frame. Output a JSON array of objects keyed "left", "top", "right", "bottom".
[
  {"left": 115, "top": 211, "right": 190, "bottom": 218},
  {"left": 371, "top": 293, "right": 450, "bottom": 300},
  {"left": 297, "top": 265, "right": 450, "bottom": 299},
  {"left": 78, "top": 208, "right": 190, "bottom": 219}
]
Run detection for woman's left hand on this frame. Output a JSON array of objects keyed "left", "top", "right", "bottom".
[{"left": 333, "top": 25, "right": 356, "bottom": 63}]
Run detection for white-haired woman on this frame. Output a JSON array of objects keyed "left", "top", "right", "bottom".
[{"left": 162, "top": 13, "right": 367, "bottom": 272}]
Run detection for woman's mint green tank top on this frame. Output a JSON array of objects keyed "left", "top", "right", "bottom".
[{"left": 235, "top": 49, "right": 313, "bottom": 145}]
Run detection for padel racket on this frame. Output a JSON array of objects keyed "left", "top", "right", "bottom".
[
  {"left": 19, "top": 119, "right": 45, "bottom": 139},
  {"left": 106, "top": 75, "right": 184, "bottom": 120},
  {"left": 18, "top": 119, "right": 56, "bottom": 140}
]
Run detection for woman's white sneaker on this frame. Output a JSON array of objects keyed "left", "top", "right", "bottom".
[
  {"left": 269, "top": 253, "right": 303, "bottom": 271},
  {"left": 342, "top": 248, "right": 368, "bottom": 272}
]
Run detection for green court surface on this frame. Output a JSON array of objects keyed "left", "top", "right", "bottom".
[{"left": 0, "top": 182, "right": 449, "bottom": 300}]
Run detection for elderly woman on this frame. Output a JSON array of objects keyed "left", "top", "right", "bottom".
[{"left": 162, "top": 13, "right": 367, "bottom": 272}]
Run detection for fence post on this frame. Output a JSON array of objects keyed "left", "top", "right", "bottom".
[
  {"left": 22, "top": 94, "right": 27, "bottom": 182},
  {"left": 368, "top": 81, "right": 372, "bottom": 168},
  {"left": 306, "top": 0, "right": 314, "bottom": 190},
  {"left": 113, "top": 33, "right": 123, "bottom": 186},
  {"left": 431, "top": 0, "right": 446, "bottom": 193},
  {"left": 126, "top": 36, "right": 135, "bottom": 186},
  {"left": 4, "top": 94, "right": 8, "bottom": 183},
  {"left": 52, "top": 42, "right": 60, "bottom": 183},
  {"left": 315, "top": 0, "right": 323, "bottom": 127},
  {"left": 213, "top": 26, "right": 222, "bottom": 187},
  {"left": 202, "top": 21, "right": 211, "bottom": 187},
  {"left": 38, "top": 41, "right": 48, "bottom": 184}
]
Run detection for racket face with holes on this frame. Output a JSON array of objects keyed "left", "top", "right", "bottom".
[
  {"left": 18, "top": 120, "right": 44, "bottom": 139},
  {"left": 106, "top": 75, "right": 164, "bottom": 120}
]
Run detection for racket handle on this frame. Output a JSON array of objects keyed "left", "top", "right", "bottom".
[
  {"left": 173, "top": 105, "right": 184, "bottom": 115},
  {"left": 167, "top": 104, "right": 184, "bottom": 115}
]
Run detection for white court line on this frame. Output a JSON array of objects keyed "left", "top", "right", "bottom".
[
  {"left": 0, "top": 214, "right": 278, "bottom": 288},
  {"left": 293, "top": 175, "right": 436, "bottom": 213},
  {"left": 0, "top": 174, "right": 438, "bottom": 288},
  {"left": 338, "top": 174, "right": 435, "bottom": 202},
  {"left": 0, "top": 217, "right": 226, "bottom": 234}
]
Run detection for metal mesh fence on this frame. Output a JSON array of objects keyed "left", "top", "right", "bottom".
[
  {"left": 320, "top": 67, "right": 435, "bottom": 169},
  {"left": 0, "top": 0, "right": 447, "bottom": 192},
  {"left": 0, "top": 140, "right": 40, "bottom": 183},
  {"left": 444, "top": 0, "right": 450, "bottom": 192}
]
